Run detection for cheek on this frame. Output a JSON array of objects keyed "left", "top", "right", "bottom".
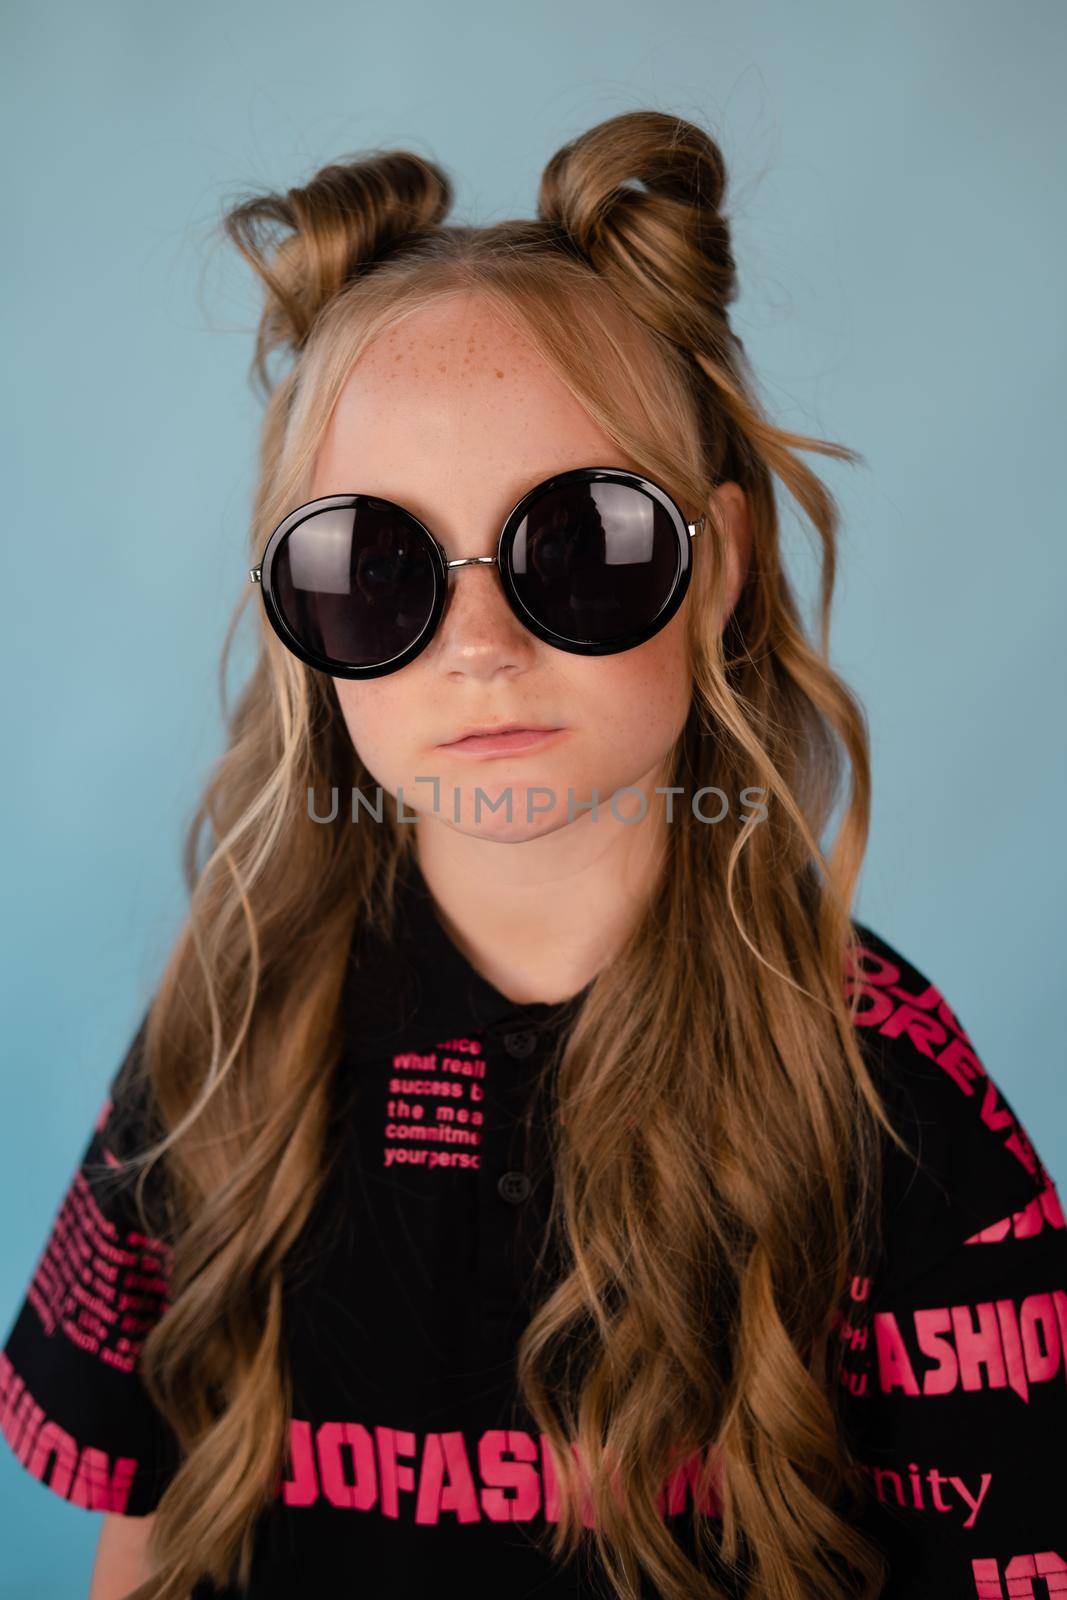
[
  {"left": 332, "top": 681, "right": 412, "bottom": 782},
  {"left": 564, "top": 617, "right": 693, "bottom": 759}
]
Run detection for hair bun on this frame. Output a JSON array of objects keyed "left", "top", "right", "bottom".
[
  {"left": 536, "top": 110, "right": 736, "bottom": 347},
  {"left": 222, "top": 149, "right": 453, "bottom": 379}
]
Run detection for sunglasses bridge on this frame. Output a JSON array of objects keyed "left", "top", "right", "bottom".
[{"left": 249, "top": 513, "right": 705, "bottom": 587}]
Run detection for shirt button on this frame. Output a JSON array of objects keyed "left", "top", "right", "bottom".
[
  {"left": 502, "top": 1030, "right": 537, "bottom": 1058},
  {"left": 497, "top": 1170, "right": 532, "bottom": 1204}
]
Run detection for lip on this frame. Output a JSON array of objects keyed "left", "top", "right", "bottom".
[{"left": 437, "top": 726, "right": 567, "bottom": 756}]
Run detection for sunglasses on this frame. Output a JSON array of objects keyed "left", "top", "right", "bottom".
[{"left": 249, "top": 465, "right": 706, "bottom": 680}]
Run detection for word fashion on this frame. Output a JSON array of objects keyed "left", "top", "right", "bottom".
[{"left": 1, "top": 859, "right": 1064, "bottom": 1596}]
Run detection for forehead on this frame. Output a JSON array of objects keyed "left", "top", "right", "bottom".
[{"left": 309, "top": 292, "right": 642, "bottom": 508}]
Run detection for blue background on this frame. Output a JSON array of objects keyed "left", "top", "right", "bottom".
[{"left": 2, "top": 1, "right": 1064, "bottom": 1591}]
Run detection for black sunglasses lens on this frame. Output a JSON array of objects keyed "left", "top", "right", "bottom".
[
  {"left": 508, "top": 480, "right": 683, "bottom": 646},
  {"left": 271, "top": 503, "right": 437, "bottom": 669}
]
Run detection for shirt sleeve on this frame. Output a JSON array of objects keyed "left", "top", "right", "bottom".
[
  {"left": 0, "top": 1009, "right": 183, "bottom": 1516},
  {"left": 833, "top": 925, "right": 1067, "bottom": 1595},
  {"left": 833, "top": 1176, "right": 1067, "bottom": 1597}
]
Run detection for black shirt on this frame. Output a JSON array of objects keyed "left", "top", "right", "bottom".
[{"left": 2, "top": 860, "right": 1064, "bottom": 1597}]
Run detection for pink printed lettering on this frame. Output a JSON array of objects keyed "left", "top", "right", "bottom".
[
  {"left": 0, "top": 1351, "right": 138, "bottom": 1512},
  {"left": 25, "top": 1168, "right": 170, "bottom": 1369},
  {"left": 965, "top": 1182, "right": 1065, "bottom": 1245},
  {"left": 858, "top": 1458, "right": 993, "bottom": 1530},
  {"left": 845, "top": 944, "right": 1046, "bottom": 1186},
  {"left": 873, "top": 1289, "right": 1065, "bottom": 1401},
  {"left": 381, "top": 1036, "right": 488, "bottom": 1172},
  {"left": 971, "top": 1549, "right": 1067, "bottom": 1596},
  {"left": 271, "top": 1416, "right": 724, "bottom": 1528}
]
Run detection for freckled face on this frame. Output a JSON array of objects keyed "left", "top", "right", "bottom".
[{"left": 308, "top": 292, "right": 695, "bottom": 843}]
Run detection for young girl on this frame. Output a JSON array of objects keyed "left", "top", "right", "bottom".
[{"left": 2, "top": 110, "right": 1062, "bottom": 1600}]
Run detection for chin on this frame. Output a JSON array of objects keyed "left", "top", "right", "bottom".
[{"left": 434, "top": 794, "right": 576, "bottom": 845}]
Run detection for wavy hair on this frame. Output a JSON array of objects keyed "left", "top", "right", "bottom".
[{"left": 115, "top": 110, "right": 914, "bottom": 1599}]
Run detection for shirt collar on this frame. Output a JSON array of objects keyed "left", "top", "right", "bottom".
[
  {"left": 395, "top": 854, "right": 594, "bottom": 1041},
  {"left": 342, "top": 854, "right": 595, "bottom": 1064}
]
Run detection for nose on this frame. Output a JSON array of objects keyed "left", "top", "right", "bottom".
[{"left": 432, "top": 556, "right": 536, "bottom": 677}]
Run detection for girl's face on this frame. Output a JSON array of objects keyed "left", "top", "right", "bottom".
[{"left": 309, "top": 292, "right": 746, "bottom": 846}]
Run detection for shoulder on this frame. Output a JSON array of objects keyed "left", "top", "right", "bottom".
[
  {"left": 831, "top": 929, "right": 1067, "bottom": 1566},
  {"left": 845, "top": 918, "right": 1057, "bottom": 1290}
]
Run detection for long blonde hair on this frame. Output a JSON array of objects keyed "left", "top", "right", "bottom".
[{"left": 117, "top": 109, "right": 913, "bottom": 1599}]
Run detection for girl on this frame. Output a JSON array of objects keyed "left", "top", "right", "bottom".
[{"left": 2, "top": 110, "right": 1063, "bottom": 1600}]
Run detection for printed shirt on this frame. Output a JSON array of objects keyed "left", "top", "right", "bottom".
[{"left": 1, "top": 858, "right": 1064, "bottom": 1599}]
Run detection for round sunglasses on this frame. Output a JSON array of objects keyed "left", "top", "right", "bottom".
[{"left": 249, "top": 465, "right": 707, "bottom": 680}]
